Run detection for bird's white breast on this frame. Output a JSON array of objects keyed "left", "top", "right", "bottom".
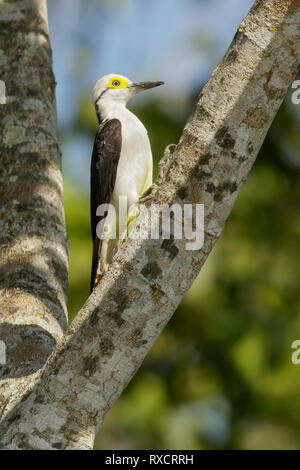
[{"left": 102, "top": 103, "right": 153, "bottom": 208}]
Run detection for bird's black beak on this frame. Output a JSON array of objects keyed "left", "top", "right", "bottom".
[{"left": 131, "top": 81, "right": 164, "bottom": 92}]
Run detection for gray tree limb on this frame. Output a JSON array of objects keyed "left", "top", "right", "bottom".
[{"left": 0, "top": 0, "right": 299, "bottom": 450}]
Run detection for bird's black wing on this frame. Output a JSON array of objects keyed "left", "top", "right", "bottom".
[{"left": 90, "top": 118, "right": 122, "bottom": 292}]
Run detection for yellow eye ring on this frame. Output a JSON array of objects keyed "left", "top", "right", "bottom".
[{"left": 107, "top": 76, "right": 127, "bottom": 89}]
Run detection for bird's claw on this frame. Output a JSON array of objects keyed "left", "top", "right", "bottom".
[
  {"left": 139, "top": 187, "right": 154, "bottom": 205},
  {"left": 156, "top": 143, "right": 177, "bottom": 185}
]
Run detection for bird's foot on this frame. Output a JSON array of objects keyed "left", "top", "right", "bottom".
[
  {"left": 156, "top": 143, "right": 177, "bottom": 186},
  {"left": 139, "top": 186, "right": 154, "bottom": 205}
]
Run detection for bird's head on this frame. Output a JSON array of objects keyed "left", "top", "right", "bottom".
[{"left": 93, "top": 74, "right": 164, "bottom": 109}]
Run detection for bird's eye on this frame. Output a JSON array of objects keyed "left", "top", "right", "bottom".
[{"left": 107, "top": 77, "right": 126, "bottom": 89}]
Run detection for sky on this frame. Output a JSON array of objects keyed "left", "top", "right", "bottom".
[{"left": 48, "top": 0, "right": 254, "bottom": 129}]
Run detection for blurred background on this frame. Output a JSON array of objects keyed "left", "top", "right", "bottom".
[{"left": 48, "top": 0, "right": 300, "bottom": 450}]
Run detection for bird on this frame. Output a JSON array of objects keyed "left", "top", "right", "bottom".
[{"left": 90, "top": 73, "right": 164, "bottom": 293}]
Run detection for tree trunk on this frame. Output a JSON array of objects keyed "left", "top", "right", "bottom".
[
  {"left": 0, "top": 0, "right": 68, "bottom": 418},
  {"left": 0, "top": 0, "right": 299, "bottom": 450}
]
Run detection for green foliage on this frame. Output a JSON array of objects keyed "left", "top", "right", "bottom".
[
  {"left": 64, "top": 92, "right": 300, "bottom": 449},
  {"left": 64, "top": 182, "right": 91, "bottom": 321}
]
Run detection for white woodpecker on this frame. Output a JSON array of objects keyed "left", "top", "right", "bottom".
[{"left": 90, "top": 74, "right": 164, "bottom": 292}]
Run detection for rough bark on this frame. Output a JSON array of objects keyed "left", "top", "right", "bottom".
[
  {"left": 0, "top": 0, "right": 68, "bottom": 419},
  {"left": 0, "top": 0, "right": 299, "bottom": 450}
]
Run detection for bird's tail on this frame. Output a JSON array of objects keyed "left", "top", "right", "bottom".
[
  {"left": 90, "top": 237, "right": 120, "bottom": 293},
  {"left": 90, "top": 237, "right": 102, "bottom": 293},
  {"left": 90, "top": 206, "right": 141, "bottom": 293}
]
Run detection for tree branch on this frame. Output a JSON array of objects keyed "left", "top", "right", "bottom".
[
  {"left": 0, "top": 0, "right": 299, "bottom": 450},
  {"left": 0, "top": 0, "right": 68, "bottom": 418}
]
